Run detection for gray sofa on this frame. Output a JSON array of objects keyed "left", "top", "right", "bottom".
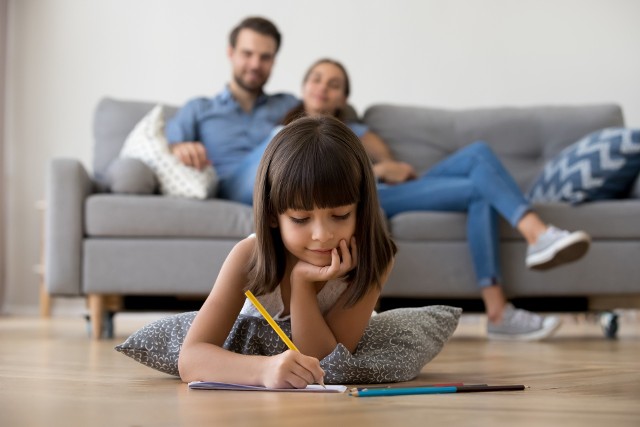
[{"left": 46, "top": 97, "right": 640, "bottom": 338}]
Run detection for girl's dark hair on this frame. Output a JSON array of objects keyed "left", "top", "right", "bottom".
[
  {"left": 248, "top": 116, "right": 396, "bottom": 307},
  {"left": 281, "top": 58, "right": 352, "bottom": 126}
]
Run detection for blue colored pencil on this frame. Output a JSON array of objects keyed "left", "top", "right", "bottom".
[{"left": 350, "top": 384, "right": 527, "bottom": 397}]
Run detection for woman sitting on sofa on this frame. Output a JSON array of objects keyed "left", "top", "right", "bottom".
[{"left": 221, "top": 58, "right": 592, "bottom": 341}]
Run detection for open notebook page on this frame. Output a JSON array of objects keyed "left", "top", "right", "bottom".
[{"left": 188, "top": 381, "right": 346, "bottom": 393}]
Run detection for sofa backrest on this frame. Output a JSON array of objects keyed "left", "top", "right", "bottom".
[
  {"left": 93, "top": 97, "right": 178, "bottom": 188},
  {"left": 363, "top": 104, "right": 624, "bottom": 190},
  {"left": 92, "top": 97, "right": 359, "bottom": 189},
  {"left": 94, "top": 98, "right": 626, "bottom": 193}
]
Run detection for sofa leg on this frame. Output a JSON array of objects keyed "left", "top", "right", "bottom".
[
  {"left": 88, "top": 294, "right": 105, "bottom": 340},
  {"left": 87, "top": 294, "right": 123, "bottom": 339}
]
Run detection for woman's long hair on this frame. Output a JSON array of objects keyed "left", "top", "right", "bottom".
[{"left": 281, "top": 58, "right": 352, "bottom": 126}]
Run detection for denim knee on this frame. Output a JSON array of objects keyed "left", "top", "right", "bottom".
[{"left": 467, "top": 140, "right": 494, "bottom": 157}]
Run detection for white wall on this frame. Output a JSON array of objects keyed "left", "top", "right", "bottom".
[{"left": 3, "top": 0, "right": 640, "bottom": 313}]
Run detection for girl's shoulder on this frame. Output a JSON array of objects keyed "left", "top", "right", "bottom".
[
  {"left": 239, "top": 233, "right": 257, "bottom": 246},
  {"left": 228, "top": 234, "right": 257, "bottom": 258}
]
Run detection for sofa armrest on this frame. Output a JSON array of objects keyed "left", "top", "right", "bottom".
[{"left": 45, "top": 158, "right": 94, "bottom": 295}]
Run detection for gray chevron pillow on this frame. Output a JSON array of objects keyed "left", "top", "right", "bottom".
[
  {"left": 528, "top": 127, "right": 640, "bottom": 204},
  {"left": 115, "top": 306, "right": 461, "bottom": 384}
]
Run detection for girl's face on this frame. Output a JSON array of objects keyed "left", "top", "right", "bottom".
[
  {"left": 302, "top": 62, "right": 348, "bottom": 117},
  {"left": 276, "top": 203, "right": 356, "bottom": 267}
]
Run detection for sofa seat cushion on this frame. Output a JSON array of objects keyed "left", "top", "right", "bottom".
[
  {"left": 85, "top": 194, "right": 253, "bottom": 238},
  {"left": 390, "top": 200, "right": 640, "bottom": 241},
  {"left": 390, "top": 212, "right": 468, "bottom": 241},
  {"left": 531, "top": 200, "right": 640, "bottom": 239}
]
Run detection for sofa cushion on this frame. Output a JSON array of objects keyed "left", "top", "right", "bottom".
[
  {"left": 120, "top": 105, "right": 218, "bottom": 199},
  {"left": 85, "top": 194, "right": 253, "bottom": 238},
  {"left": 106, "top": 158, "right": 158, "bottom": 195},
  {"left": 93, "top": 97, "right": 178, "bottom": 189},
  {"left": 115, "top": 306, "right": 461, "bottom": 383},
  {"left": 363, "top": 104, "right": 625, "bottom": 191},
  {"left": 83, "top": 239, "right": 237, "bottom": 294},
  {"left": 528, "top": 128, "right": 640, "bottom": 204},
  {"left": 390, "top": 211, "right": 468, "bottom": 241},
  {"left": 390, "top": 200, "right": 640, "bottom": 241}
]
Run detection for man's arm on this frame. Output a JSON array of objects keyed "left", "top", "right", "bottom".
[
  {"left": 165, "top": 98, "right": 211, "bottom": 170},
  {"left": 169, "top": 142, "right": 210, "bottom": 170}
]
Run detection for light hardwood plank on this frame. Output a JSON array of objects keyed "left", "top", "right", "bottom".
[{"left": 1, "top": 313, "right": 639, "bottom": 427}]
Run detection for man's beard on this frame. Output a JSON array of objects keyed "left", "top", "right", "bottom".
[{"left": 233, "top": 71, "right": 266, "bottom": 94}]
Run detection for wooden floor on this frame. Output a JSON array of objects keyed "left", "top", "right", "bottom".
[{"left": 1, "top": 311, "right": 639, "bottom": 427}]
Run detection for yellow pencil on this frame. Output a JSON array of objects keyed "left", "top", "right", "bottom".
[{"left": 244, "top": 290, "right": 325, "bottom": 388}]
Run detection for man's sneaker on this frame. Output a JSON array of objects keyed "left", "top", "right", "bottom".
[
  {"left": 487, "top": 303, "right": 562, "bottom": 341},
  {"left": 526, "top": 226, "right": 590, "bottom": 270}
]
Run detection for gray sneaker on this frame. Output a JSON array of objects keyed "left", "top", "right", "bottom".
[
  {"left": 526, "top": 226, "right": 590, "bottom": 270},
  {"left": 487, "top": 303, "right": 562, "bottom": 341}
]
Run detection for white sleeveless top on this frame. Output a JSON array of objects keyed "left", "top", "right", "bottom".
[
  {"left": 240, "top": 279, "right": 348, "bottom": 321},
  {"left": 239, "top": 234, "right": 349, "bottom": 320}
]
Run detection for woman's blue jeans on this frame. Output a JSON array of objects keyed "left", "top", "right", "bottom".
[{"left": 377, "top": 141, "right": 531, "bottom": 287}]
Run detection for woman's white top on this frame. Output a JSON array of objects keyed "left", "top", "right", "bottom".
[{"left": 239, "top": 233, "right": 348, "bottom": 320}]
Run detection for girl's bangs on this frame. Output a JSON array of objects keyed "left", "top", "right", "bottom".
[{"left": 270, "top": 146, "right": 361, "bottom": 213}]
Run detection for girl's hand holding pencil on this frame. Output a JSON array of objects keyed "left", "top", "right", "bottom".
[
  {"left": 245, "top": 291, "right": 326, "bottom": 389},
  {"left": 261, "top": 350, "right": 326, "bottom": 390}
]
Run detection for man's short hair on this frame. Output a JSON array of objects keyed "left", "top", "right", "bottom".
[{"left": 229, "top": 16, "right": 282, "bottom": 52}]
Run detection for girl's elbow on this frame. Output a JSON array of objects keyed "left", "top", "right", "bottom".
[
  {"left": 177, "top": 357, "right": 189, "bottom": 383},
  {"left": 177, "top": 351, "right": 196, "bottom": 383}
]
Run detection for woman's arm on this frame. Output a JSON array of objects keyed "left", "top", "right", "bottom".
[
  {"left": 360, "top": 131, "right": 417, "bottom": 183},
  {"left": 178, "top": 237, "right": 324, "bottom": 388}
]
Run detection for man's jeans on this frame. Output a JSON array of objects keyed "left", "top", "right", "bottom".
[
  {"left": 377, "top": 141, "right": 530, "bottom": 287},
  {"left": 217, "top": 133, "right": 275, "bottom": 205}
]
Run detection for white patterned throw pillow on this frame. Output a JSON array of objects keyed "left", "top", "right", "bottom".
[
  {"left": 120, "top": 105, "right": 218, "bottom": 199},
  {"left": 528, "top": 128, "right": 640, "bottom": 204}
]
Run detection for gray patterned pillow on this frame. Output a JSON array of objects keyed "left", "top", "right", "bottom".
[
  {"left": 528, "top": 127, "right": 640, "bottom": 204},
  {"left": 115, "top": 306, "right": 461, "bottom": 384}
]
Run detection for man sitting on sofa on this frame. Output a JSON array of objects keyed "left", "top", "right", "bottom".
[{"left": 165, "top": 16, "right": 298, "bottom": 199}]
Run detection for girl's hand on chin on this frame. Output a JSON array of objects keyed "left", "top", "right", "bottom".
[{"left": 292, "top": 237, "right": 358, "bottom": 283}]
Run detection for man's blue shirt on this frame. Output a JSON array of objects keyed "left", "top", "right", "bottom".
[{"left": 165, "top": 87, "right": 298, "bottom": 181}]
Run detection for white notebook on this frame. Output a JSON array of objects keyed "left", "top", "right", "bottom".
[{"left": 188, "top": 381, "right": 347, "bottom": 393}]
